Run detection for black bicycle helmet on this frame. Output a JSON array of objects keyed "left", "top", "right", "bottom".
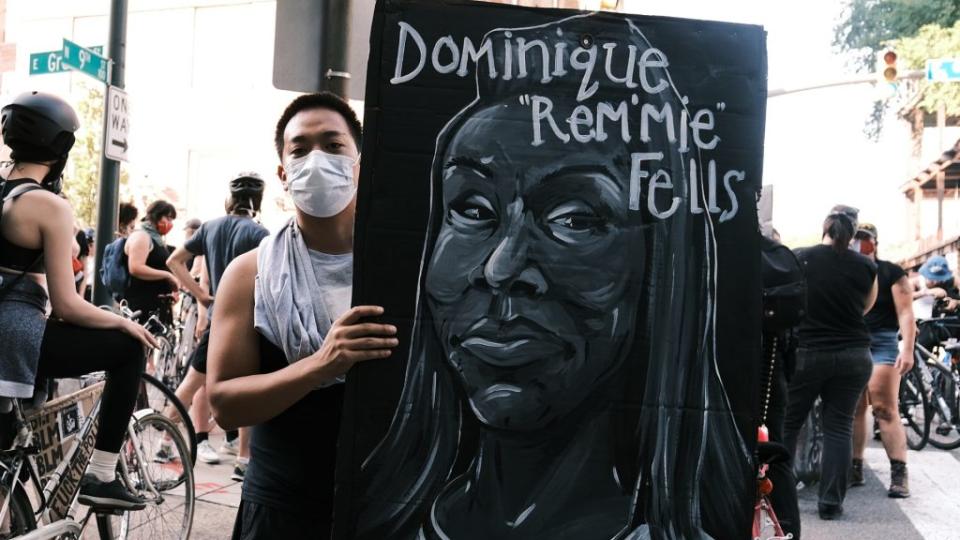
[
  {"left": 229, "top": 171, "right": 265, "bottom": 196},
  {"left": 1, "top": 91, "right": 80, "bottom": 160}
]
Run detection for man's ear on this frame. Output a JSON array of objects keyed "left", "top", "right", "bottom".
[{"left": 277, "top": 164, "right": 288, "bottom": 192}]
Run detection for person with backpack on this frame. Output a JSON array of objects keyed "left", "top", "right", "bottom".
[
  {"left": 784, "top": 204, "right": 878, "bottom": 521},
  {"left": 850, "top": 223, "right": 915, "bottom": 499},
  {"left": 165, "top": 172, "right": 269, "bottom": 476},
  {"left": 123, "top": 200, "right": 179, "bottom": 324},
  {"left": 0, "top": 91, "right": 156, "bottom": 509}
]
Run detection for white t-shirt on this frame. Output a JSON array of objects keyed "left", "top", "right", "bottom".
[{"left": 307, "top": 248, "right": 352, "bottom": 325}]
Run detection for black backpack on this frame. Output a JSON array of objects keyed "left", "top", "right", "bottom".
[{"left": 761, "top": 236, "right": 807, "bottom": 333}]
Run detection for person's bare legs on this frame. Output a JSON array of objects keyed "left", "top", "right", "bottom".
[
  {"left": 193, "top": 384, "right": 212, "bottom": 434},
  {"left": 853, "top": 390, "right": 870, "bottom": 460},
  {"left": 239, "top": 426, "right": 250, "bottom": 459},
  {"left": 869, "top": 365, "right": 907, "bottom": 462},
  {"left": 165, "top": 367, "right": 205, "bottom": 423}
]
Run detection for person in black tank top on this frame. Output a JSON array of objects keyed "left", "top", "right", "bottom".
[
  {"left": 0, "top": 91, "right": 158, "bottom": 511},
  {"left": 784, "top": 206, "right": 878, "bottom": 521},
  {"left": 123, "top": 200, "right": 179, "bottom": 324},
  {"left": 205, "top": 94, "right": 398, "bottom": 540},
  {"left": 850, "top": 223, "right": 915, "bottom": 499}
]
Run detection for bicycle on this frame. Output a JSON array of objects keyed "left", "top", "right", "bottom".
[
  {"left": 793, "top": 398, "right": 823, "bottom": 488},
  {"left": 902, "top": 318, "right": 960, "bottom": 450},
  {"left": 0, "top": 376, "right": 194, "bottom": 539},
  {"left": 112, "top": 304, "right": 198, "bottom": 468}
]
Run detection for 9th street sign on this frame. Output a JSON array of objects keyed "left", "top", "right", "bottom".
[
  {"left": 61, "top": 39, "right": 109, "bottom": 83},
  {"left": 30, "top": 45, "right": 103, "bottom": 76}
]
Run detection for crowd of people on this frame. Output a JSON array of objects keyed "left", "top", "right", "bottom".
[
  {"left": 2, "top": 87, "right": 958, "bottom": 540},
  {"left": 763, "top": 204, "right": 960, "bottom": 539}
]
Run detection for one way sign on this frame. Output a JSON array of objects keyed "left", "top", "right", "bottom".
[{"left": 105, "top": 85, "right": 129, "bottom": 162}]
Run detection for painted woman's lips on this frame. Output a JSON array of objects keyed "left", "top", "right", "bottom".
[{"left": 459, "top": 332, "right": 566, "bottom": 368}]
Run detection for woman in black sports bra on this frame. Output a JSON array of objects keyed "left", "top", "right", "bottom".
[{"left": 0, "top": 91, "right": 157, "bottom": 511}]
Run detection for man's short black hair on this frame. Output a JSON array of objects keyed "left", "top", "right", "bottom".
[
  {"left": 145, "top": 199, "right": 177, "bottom": 224},
  {"left": 274, "top": 92, "right": 362, "bottom": 158}
]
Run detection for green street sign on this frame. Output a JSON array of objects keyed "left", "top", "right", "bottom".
[
  {"left": 61, "top": 38, "right": 109, "bottom": 83},
  {"left": 30, "top": 45, "right": 103, "bottom": 76}
]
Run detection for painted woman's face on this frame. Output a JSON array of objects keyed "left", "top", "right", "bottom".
[{"left": 425, "top": 101, "right": 645, "bottom": 431}]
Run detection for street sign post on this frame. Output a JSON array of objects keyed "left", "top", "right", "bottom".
[
  {"left": 29, "top": 46, "right": 103, "bottom": 76},
  {"left": 61, "top": 39, "right": 109, "bottom": 83},
  {"left": 104, "top": 85, "right": 129, "bottom": 162},
  {"left": 926, "top": 58, "right": 960, "bottom": 82}
]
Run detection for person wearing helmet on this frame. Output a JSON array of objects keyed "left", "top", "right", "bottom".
[
  {"left": 0, "top": 91, "right": 156, "bottom": 509},
  {"left": 165, "top": 171, "right": 269, "bottom": 476}
]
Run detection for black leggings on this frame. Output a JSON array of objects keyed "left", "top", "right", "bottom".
[{"left": 36, "top": 320, "right": 145, "bottom": 452}]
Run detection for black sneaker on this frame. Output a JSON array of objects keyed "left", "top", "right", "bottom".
[
  {"left": 231, "top": 461, "right": 247, "bottom": 482},
  {"left": 78, "top": 475, "right": 147, "bottom": 510},
  {"left": 849, "top": 458, "right": 865, "bottom": 487}
]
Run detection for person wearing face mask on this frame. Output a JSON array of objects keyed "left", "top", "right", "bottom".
[
  {"left": 123, "top": 199, "right": 179, "bottom": 324},
  {"left": 850, "top": 223, "right": 915, "bottom": 498},
  {"left": 204, "top": 93, "right": 399, "bottom": 539}
]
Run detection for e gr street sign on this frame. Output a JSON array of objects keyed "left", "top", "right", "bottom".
[
  {"left": 105, "top": 86, "right": 129, "bottom": 162},
  {"left": 61, "top": 39, "right": 109, "bottom": 83},
  {"left": 926, "top": 58, "right": 960, "bottom": 82},
  {"left": 30, "top": 45, "right": 103, "bottom": 76}
]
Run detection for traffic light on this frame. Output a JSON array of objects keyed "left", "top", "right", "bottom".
[{"left": 878, "top": 48, "right": 898, "bottom": 83}]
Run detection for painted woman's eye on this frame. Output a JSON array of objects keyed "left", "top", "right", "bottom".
[
  {"left": 544, "top": 201, "right": 609, "bottom": 242},
  {"left": 449, "top": 194, "right": 496, "bottom": 226}
]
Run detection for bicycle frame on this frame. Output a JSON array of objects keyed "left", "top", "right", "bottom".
[
  {"left": 0, "top": 382, "right": 170, "bottom": 540},
  {"left": 914, "top": 342, "right": 956, "bottom": 426}
]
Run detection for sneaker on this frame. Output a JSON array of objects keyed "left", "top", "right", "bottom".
[
  {"left": 231, "top": 460, "right": 247, "bottom": 482},
  {"left": 154, "top": 442, "right": 176, "bottom": 464},
  {"left": 817, "top": 504, "right": 843, "bottom": 520},
  {"left": 889, "top": 461, "right": 910, "bottom": 498},
  {"left": 873, "top": 418, "right": 882, "bottom": 441},
  {"left": 220, "top": 438, "right": 239, "bottom": 456},
  {"left": 197, "top": 440, "right": 220, "bottom": 464},
  {"left": 78, "top": 475, "right": 146, "bottom": 510},
  {"left": 849, "top": 458, "right": 865, "bottom": 487}
]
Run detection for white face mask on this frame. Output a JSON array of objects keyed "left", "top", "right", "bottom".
[{"left": 285, "top": 150, "right": 358, "bottom": 218}]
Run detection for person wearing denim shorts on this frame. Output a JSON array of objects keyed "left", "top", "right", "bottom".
[
  {"left": 851, "top": 223, "right": 915, "bottom": 498},
  {"left": 785, "top": 205, "right": 878, "bottom": 521}
]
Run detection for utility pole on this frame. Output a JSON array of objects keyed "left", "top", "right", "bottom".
[{"left": 92, "top": 0, "right": 127, "bottom": 307}]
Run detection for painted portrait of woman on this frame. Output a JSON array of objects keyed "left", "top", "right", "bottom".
[{"left": 353, "top": 12, "right": 754, "bottom": 540}]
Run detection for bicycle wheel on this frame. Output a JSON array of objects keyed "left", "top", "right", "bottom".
[
  {"left": 900, "top": 367, "right": 929, "bottom": 451},
  {"left": 926, "top": 361, "right": 960, "bottom": 450},
  {"left": 138, "top": 374, "right": 197, "bottom": 467},
  {"left": 0, "top": 478, "right": 36, "bottom": 539},
  {"left": 113, "top": 412, "right": 194, "bottom": 540}
]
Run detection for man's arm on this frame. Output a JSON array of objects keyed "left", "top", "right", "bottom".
[
  {"left": 167, "top": 245, "right": 212, "bottom": 306},
  {"left": 863, "top": 277, "right": 879, "bottom": 314},
  {"left": 205, "top": 250, "right": 399, "bottom": 429}
]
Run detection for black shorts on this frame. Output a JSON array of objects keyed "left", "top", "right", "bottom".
[
  {"left": 231, "top": 500, "right": 329, "bottom": 540},
  {"left": 189, "top": 329, "right": 210, "bottom": 374}
]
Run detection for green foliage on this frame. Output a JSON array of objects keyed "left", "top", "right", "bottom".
[
  {"left": 834, "top": 0, "right": 960, "bottom": 71},
  {"left": 63, "top": 83, "right": 129, "bottom": 229},
  {"left": 833, "top": 0, "right": 960, "bottom": 138},
  {"left": 893, "top": 22, "right": 960, "bottom": 116}
]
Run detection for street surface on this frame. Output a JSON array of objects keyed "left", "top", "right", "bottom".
[{"left": 77, "top": 429, "right": 960, "bottom": 539}]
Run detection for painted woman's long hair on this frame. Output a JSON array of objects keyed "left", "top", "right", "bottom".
[{"left": 356, "top": 13, "right": 753, "bottom": 540}]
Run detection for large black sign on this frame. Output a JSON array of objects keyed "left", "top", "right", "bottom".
[{"left": 336, "top": 1, "right": 767, "bottom": 539}]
